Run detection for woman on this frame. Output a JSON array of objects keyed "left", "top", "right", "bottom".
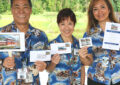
[
  {"left": 84, "top": 0, "right": 119, "bottom": 85},
  {"left": 47, "top": 8, "right": 93, "bottom": 85}
]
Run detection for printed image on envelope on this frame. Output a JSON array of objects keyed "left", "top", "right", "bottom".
[
  {"left": 30, "top": 50, "right": 51, "bottom": 62},
  {"left": 50, "top": 42, "right": 71, "bottom": 54},
  {"left": 79, "top": 37, "right": 92, "bottom": 48},
  {"left": 0, "top": 32, "right": 25, "bottom": 52},
  {"left": 111, "top": 24, "right": 118, "bottom": 30}
]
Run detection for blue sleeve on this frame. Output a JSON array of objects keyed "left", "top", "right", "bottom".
[
  {"left": 83, "top": 32, "right": 88, "bottom": 38},
  {"left": 15, "top": 56, "right": 22, "bottom": 68},
  {"left": 0, "top": 52, "right": 9, "bottom": 59},
  {"left": 44, "top": 33, "right": 49, "bottom": 49},
  {"left": 40, "top": 31, "right": 49, "bottom": 50}
]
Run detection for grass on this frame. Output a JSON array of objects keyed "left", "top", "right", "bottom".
[{"left": 0, "top": 12, "right": 87, "bottom": 41}]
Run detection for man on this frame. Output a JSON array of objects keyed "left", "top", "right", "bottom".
[{"left": 0, "top": 0, "right": 47, "bottom": 85}]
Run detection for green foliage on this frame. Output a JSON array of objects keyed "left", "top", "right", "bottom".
[
  {"left": 111, "top": 0, "right": 120, "bottom": 12},
  {"left": 118, "top": 3, "right": 120, "bottom": 12},
  {"left": 116, "top": 0, "right": 120, "bottom": 12},
  {"left": 32, "top": 0, "right": 44, "bottom": 14},
  {"left": 0, "top": 0, "right": 10, "bottom": 13},
  {"left": 0, "top": 0, "right": 120, "bottom": 14},
  {"left": 0, "top": 0, "right": 90, "bottom": 14}
]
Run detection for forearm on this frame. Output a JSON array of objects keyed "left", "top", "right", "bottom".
[
  {"left": 81, "top": 66, "right": 85, "bottom": 85},
  {"left": 46, "top": 62, "right": 57, "bottom": 72}
]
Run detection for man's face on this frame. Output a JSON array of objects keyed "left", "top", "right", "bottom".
[{"left": 11, "top": 0, "right": 32, "bottom": 25}]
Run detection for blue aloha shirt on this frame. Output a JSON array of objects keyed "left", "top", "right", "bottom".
[
  {"left": 84, "top": 25, "right": 120, "bottom": 85},
  {"left": 47, "top": 35, "right": 81, "bottom": 85},
  {"left": 0, "top": 22, "right": 48, "bottom": 85}
]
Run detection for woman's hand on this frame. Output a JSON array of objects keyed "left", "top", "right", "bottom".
[
  {"left": 35, "top": 61, "right": 47, "bottom": 72},
  {"left": 46, "top": 54, "right": 60, "bottom": 72},
  {"left": 79, "top": 47, "right": 93, "bottom": 66},
  {"left": 79, "top": 46, "right": 88, "bottom": 58},
  {"left": 3, "top": 57, "right": 15, "bottom": 68},
  {"left": 51, "top": 54, "right": 60, "bottom": 65}
]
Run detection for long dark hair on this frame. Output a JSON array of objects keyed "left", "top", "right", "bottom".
[{"left": 87, "top": 0, "right": 118, "bottom": 35}]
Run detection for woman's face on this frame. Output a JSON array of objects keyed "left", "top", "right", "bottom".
[
  {"left": 58, "top": 17, "right": 74, "bottom": 38},
  {"left": 92, "top": 0, "right": 110, "bottom": 22}
]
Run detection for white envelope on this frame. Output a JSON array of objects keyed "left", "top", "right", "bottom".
[
  {"left": 50, "top": 42, "right": 71, "bottom": 54},
  {"left": 79, "top": 37, "right": 92, "bottom": 48},
  {"left": 102, "top": 22, "right": 120, "bottom": 50},
  {"left": 30, "top": 50, "right": 51, "bottom": 62}
]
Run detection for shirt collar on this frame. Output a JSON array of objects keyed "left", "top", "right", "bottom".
[
  {"left": 56, "top": 34, "right": 78, "bottom": 45},
  {"left": 90, "top": 24, "right": 103, "bottom": 33},
  {"left": 11, "top": 21, "right": 34, "bottom": 34}
]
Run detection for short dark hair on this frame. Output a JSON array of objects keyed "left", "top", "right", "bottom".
[
  {"left": 10, "top": 0, "right": 32, "bottom": 8},
  {"left": 57, "top": 8, "right": 76, "bottom": 25}
]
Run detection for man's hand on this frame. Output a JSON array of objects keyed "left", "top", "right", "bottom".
[
  {"left": 35, "top": 61, "right": 47, "bottom": 72},
  {"left": 3, "top": 57, "right": 15, "bottom": 68}
]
